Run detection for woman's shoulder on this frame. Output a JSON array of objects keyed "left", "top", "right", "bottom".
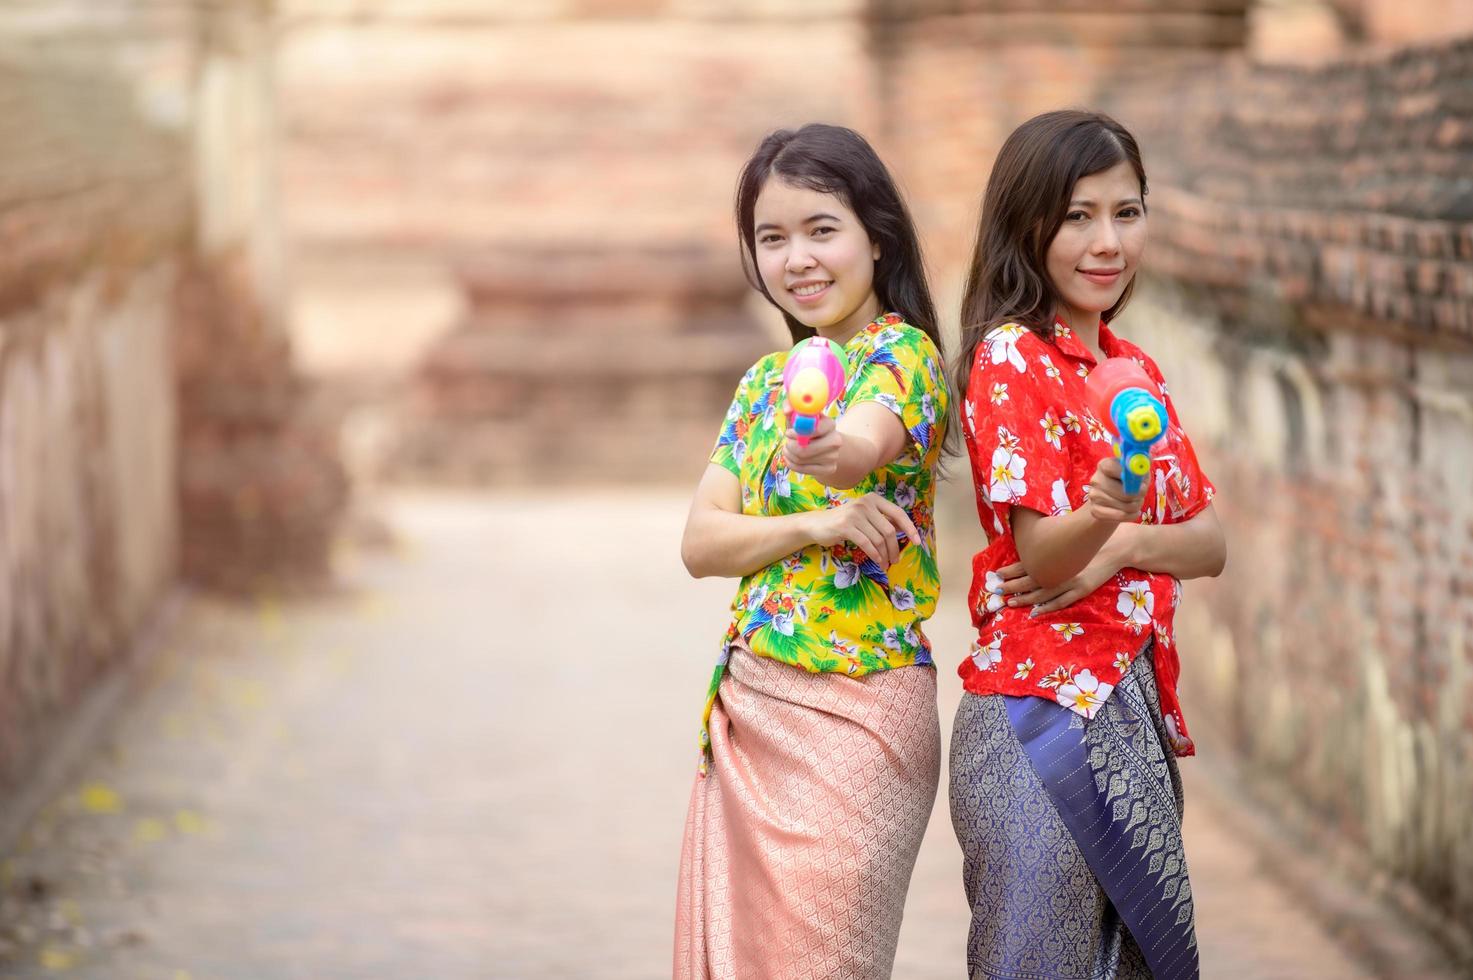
[
  {"left": 969, "top": 322, "right": 1060, "bottom": 382},
  {"left": 733, "top": 350, "right": 786, "bottom": 393},
  {"left": 865, "top": 315, "right": 934, "bottom": 350},
  {"left": 986, "top": 321, "right": 1054, "bottom": 349}
]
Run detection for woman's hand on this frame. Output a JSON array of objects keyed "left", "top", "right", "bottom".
[
  {"left": 783, "top": 414, "right": 842, "bottom": 481},
  {"left": 991, "top": 528, "right": 1135, "bottom": 615},
  {"left": 1086, "top": 456, "right": 1147, "bottom": 524},
  {"left": 805, "top": 492, "right": 920, "bottom": 569}
]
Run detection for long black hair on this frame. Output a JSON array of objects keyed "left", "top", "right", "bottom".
[
  {"left": 952, "top": 109, "right": 1147, "bottom": 404},
  {"left": 734, "top": 124, "right": 942, "bottom": 354}
]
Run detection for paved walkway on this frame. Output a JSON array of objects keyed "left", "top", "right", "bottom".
[{"left": 0, "top": 490, "right": 1444, "bottom": 977}]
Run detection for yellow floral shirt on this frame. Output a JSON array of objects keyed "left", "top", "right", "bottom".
[{"left": 698, "top": 313, "right": 949, "bottom": 769}]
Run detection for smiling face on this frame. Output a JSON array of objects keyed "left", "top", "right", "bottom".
[
  {"left": 752, "top": 178, "right": 881, "bottom": 343},
  {"left": 1044, "top": 159, "right": 1147, "bottom": 332}
]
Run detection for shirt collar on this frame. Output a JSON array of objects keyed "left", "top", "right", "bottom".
[{"left": 1050, "top": 316, "right": 1133, "bottom": 366}]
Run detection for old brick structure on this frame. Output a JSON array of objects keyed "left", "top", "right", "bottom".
[
  {"left": 0, "top": 2, "right": 344, "bottom": 802},
  {"left": 273, "top": 0, "right": 882, "bottom": 482}
]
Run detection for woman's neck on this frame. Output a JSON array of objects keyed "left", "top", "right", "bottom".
[
  {"left": 816, "top": 294, "right": 882, "bottom": 347},
  {"left": 1058, "top": 307, "right": 1104, "bottom": 361}
]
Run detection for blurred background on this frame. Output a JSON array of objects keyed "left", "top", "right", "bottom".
[{"left": 0, "top": 0, "right": 1471, "bottom": 976}]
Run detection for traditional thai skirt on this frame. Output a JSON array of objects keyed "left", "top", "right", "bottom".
[
  {"left": 675, "top": 639, "right": 940, "bottom": 980},
  {"left": 949, "top": 644, "right": 1198, "bottom": 980}
]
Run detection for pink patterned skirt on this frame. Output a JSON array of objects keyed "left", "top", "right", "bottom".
[{"left": 674, "top": 640, "right": 940, "bottom": 980}]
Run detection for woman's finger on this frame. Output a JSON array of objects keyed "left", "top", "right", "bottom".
[
  {"left": 997, "top": 562, "right": 1027, "bottom": 579},
  {"left": 1031, "top": 587, "right": 1082, "bottom": 615},
  {"left": 1011, "top": 584, "right": 1067, "bottom": 607},
  {"left": 863, "top": 511, "right": 900, "bottom": 566},
  {"left": 874, "top": 497, "right": 921, "bottom": 546},
  {"left": 1000, "top": 574, "right": 1036, "bottom": 596},
  {"left": 853, "top": 512, "right": 888, "bottom": 567}
]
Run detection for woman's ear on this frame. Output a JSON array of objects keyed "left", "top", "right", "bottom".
[{"left": 872, "top": 241, "right": 881, "bottom": 261}]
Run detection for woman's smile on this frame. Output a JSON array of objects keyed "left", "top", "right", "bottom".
[
  {"left": 789, "top": 279, "right": 834, "bottom": 303},
  {"left": 1077, "top": 267, "right": 1122, "bottom": 287}
]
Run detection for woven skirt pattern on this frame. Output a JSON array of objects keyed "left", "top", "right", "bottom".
[
  {"left": 949, "top": 648, "right": 1191, "bottom": 980},
  {"left": 675, "top": 642, "right": 940, "bottom": 980}
]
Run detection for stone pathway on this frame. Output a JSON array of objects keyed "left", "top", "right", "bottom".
[{"left": 0, "top": 490, "right": 1448, "bottom": 978}]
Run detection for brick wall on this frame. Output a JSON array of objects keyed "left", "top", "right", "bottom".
[
  {"left": 0, "top": 3, "right": 189, "bottom": 790},
  {"left": 0, "top": 1, "right": 345, "bottom": 797},
  {"left": 275, "top": 2, "right": 876, "bottom": 483},
  {"left": 1094, "top": 39, "right": 1473, "bottom": 949},
  {"left": 176, "top": 4, "right": 347, "bottom": 590},
  {"left": 1102, "top": 39, "right": 1473, "bottom": 343}
]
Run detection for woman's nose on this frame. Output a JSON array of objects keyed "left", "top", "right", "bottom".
[
  {"left": 785, "top": 247, "right": 817, "bottom": 272},
  {"left": 1092, "top": 225, "right": 1121, "bottom": 255}
]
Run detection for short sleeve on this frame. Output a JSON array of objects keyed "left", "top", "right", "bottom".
[
  {"left": 709, "top": 362, "right": 759, "bottom": 477},
  {"left": 845, "top": 326, "right": 948, "bottom": 461},
  {"left": 963, "top": 325, "right": 1072, "bottom": 518}
]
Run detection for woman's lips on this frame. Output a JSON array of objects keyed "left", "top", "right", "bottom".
[
  {"left": 1079, "top": 268, "right": 1122, "bottom": 286},
  {"left": 790, "top": 281, "right": 832, "bottom": 305}
]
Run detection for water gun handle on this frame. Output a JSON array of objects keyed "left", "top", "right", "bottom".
[
  {"left": 791, "top": 410, "right": 820, "bottom": 447},
  {"left": 1108, "top": 387, "right": 1167, "bottom": 497}
]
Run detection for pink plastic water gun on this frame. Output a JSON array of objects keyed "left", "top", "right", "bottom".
[
  {"left": 782, "top": 337, "right": 848, "bottom": 447},
  {"left": 1085, "top": 358, "right": 1167, "bottom": 497}
]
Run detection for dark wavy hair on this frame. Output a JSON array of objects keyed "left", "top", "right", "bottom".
[
  {"left": 952, "top": 110, "right": 1147, "bottom": 403},
  {"left": 734, "top": 124, "right": 942, "bottom": 355}
]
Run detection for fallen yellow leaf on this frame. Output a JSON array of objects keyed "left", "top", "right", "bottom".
[
  {"left": 79, "top": 783, "right": 121, "bottom": 814},
  {"left": 133, "top": 818, "right": 168, "bottom": 844},
  {"left": 38, "top": 946, "right": 75, "bottom": 970},
  {"left": 174, "top": 810, "right": 208, "bottom": 835}
]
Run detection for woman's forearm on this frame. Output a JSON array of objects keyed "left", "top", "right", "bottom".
[
  {"left": 1011, "top": 506, "right": 1121, "bottom": 589},
  {"left": 681, "top": 506, "right": 816, "bottom": 579},
  {"left": 1116, "top": 506, "right": 1227, "bottom": 580},
  {"left": 823, "top": 431, "right": 884, "bottom": 490}
]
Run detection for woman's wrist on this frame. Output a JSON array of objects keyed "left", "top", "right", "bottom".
[
  {"left": 1105, "top": 522, "right": 1140, "bottom": 570},
  {"left": 795, "top": 509, "right": 823, "bottom": 549}
]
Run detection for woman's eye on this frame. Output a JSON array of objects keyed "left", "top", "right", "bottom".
[
  {"left": 811, "top": 226, "right": 836, "bottom": 237},
  {"left": 1065, "top": 210, "right": 1088, "bottom": 222},
  {"left": 758, "top": 233, "right": 784, "bottom": 245},
  {"left": 1118, "top": 207, "right": 1141, "bottom": 219}
]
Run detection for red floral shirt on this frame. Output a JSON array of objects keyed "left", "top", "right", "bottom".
[{"left": 960, "top": 318, "right": 1215, "bottom": 756}]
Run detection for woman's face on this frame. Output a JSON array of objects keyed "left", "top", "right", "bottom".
[
  {"left": 1044, "top": 160, "right": 1147, "bottom": 331},
  {"left": 752, "top": 178, "right": 881, "bottom": 341}
]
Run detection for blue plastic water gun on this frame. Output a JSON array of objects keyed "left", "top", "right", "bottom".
[{"left": 1085, "top": 358, "right": 1167, "bottom": 497}]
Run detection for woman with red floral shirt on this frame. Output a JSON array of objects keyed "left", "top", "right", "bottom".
[{"left": 949, "top": 110, "right": 1226, "bottom": 980}]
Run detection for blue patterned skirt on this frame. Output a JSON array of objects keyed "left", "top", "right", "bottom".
[{"left": 948, "top": 645, "right": 1198, "bottom": 980}]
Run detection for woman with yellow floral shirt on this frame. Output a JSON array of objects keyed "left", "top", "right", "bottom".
[{"left": 673, "top": 123, "right": 950, "bottom": 980}]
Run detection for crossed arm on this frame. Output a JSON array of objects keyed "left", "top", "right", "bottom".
[
  {"left": 680, "top": 402, "right": 919, "bottom": 579},
  {"left": 1002, "top": 472, "right": 1226, "bottom": 615}
]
